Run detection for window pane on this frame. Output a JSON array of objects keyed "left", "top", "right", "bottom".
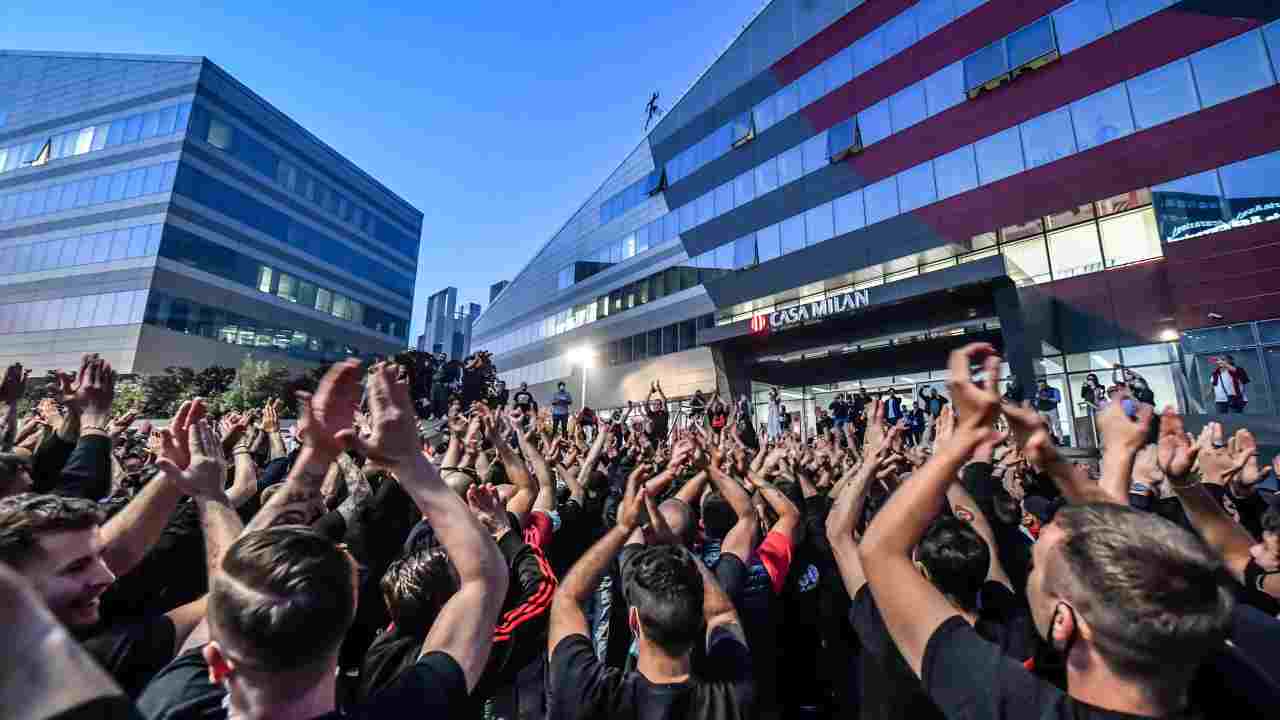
[
  {"left": 74, "top": 126, "right": 94, "bottom": 155},
  {"left": 93, "top": 293, "right": 117, "bottom": 326},
  {"left": 75, "top": 178, "right": 93, "bottom": 207},
  {"left": 1153, "top": 170, "right": 1226, "bottom": 241},
  {"left": 826, "top": 47, "right": 853, "bottom": 90},
  {"left": 1002, "top": 237, "right": 1051, "bottom": 285},
  {"left": 1108, "top": 0, "right": 1171, "bottom": 30},
  {"left": 157, "top": 106, "right": 178, "bottom": 135},
  {"left": 678, "top": 202, "right": 696, "bottom": 232},
  {"left": 805, "top": 202, "right": 835, "bottom": 244},
  {"left": 734, "top": 171, "right": 755, "bottom": 207},
  {"left": 886, "top": 7, "right": 919, "bottom": 55},
  {"left": 122, "top": 114, "right": 143, "bottom": 144},
  {"left": 965, "top": 40, "right": 1008, "bottom": 90},
  {"left": 139, "top": 110, "right": 160, "bottom": 140},
  {"left": 1002, "top": 217, "right": 1044, "bottom": 243},
  {"left": 125, "top": 168, "right": 146, "bottom": 198},
  {"left": 934, "top": 144, "right": 978, "bottom": 200},
  {"left": 1267, "top": 19, "right": 1280, "bottom": 79},
  {"left": 696, "top": 191, "right": 715, "bottom": 225},
  {"left": 975, "top": 126, "right": 1025, "bottom": 185},
  {"left": 775, "top": 84, "right": 798, "bottom": 119},
  {"left": 924, "top": 61, "right": 965, "bottom": 116},
  {"left": 108, "top": 171, "right": 128, "bottom": 201},
  {"left": 93, "top": 175, "right": 111, "bottom": 204},
  {"left": 58, "top": 236, "right": 78, "bottom": 266},
  {"left": 714, "top": 181, "right": 734, "bottom": 216},
  {"left": 778, "top": 146, "right": 803, "bottom": 186},
  {"left": 734, "top": 233, "right": 757, "bottom": 269},
  {"left": 1007, "top": 17, "right": 1056, "bottom": 69},
  {"left": 74, "top": 234, "right": 95, "bottom": 265},
  {"left": 797, "top": 66, "right": 826, "bottom": 108},
  {"left": 1219, "top": 150, "right": 1280, "bottom": 224},
  {"left": 1070, "top": 84, "right": 1134, "bottom": 153},
  {"left": 1097, "top": 188, "right": 1151, "bottom": 216},
  {"left": 146, "top": 225, "right": 162, "bottom": 255},
  {"left": 1048, "top": 224, "right": 1103, "bottom": 279},
  {"left": 780, "top": 215, "right": 806, "bottom": 255},
  {"left": 1053, "top": 0, "right": 1113, "bottom": 54},
  {"left": 664, "top": 212, "right": 680, "bottom": 242},
  {"left": 108, "top": 229, "right": 130, "bottom": 261},
  {"left": 1100, "top": 208, "right": 1161, "bottom": 267},
  {"left": 207, "top": 117, "right": 233, "bottom": 149},
  {"left": 918, "top": 0, "right": 957, "bottom": 38},
  {"left": 897, "top": 162, "right": 937, "bottom": 211},
  {"left": 1192, "top": 31, "right": 1274, "bottom": 109},
  {"left": 755, "top": 156, "right": 779, "bottom": 195},
  {"left": 834, "top": 190, "right": 866, "bottom": 235},
  {"left": 1020, "top": 107, "right": 1077, "bottom": 169},
  {"left": 802, "top": 133, "right": 827, "bottom": 174},
  {"left": 757, "top": 223, "right": 781, "bottom": 262},
  {"left": 890, "top": 83, "right": 927, "bottom": 132},
  {"left": 852, "top": 28, "right": 886, "bottom": 76},
  {"left": 1127, "top": 59, "right": 1199, "bottom": 129},
  {"left": 1047, "top": 202, "right": 1096, "bottom": 229},
  {"left": 859, "top": 99, "right": 891, "bottom": 146},
  {"left": 142, "top": 164, "right": 164, "bottom": 195},
  {"left": 865, "top": 177, "right": 900, "bottom": 225},
  {"left": 753, "top": 94, "right": 778, "bottom": 133},
  {"left": 127, "top": 226, "right": 149, "bottom": 257},
  {"left": 715, "top": 242, "right": 734, "bottom": 270},
  {"left": 91, "top": 232, "right": 111, "bottom": 263},
  {"left": 90, "top": 124, "right": 108, "bottom": 151}
]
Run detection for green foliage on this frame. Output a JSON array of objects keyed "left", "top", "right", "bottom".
[
  {"left": 111, "top": 377, "right": 147, "bottom": 416},
  {"left": 140, "top": 366, "right": 237, "bottom": 417},
  {"left": 214, "top": 357, "right": 293, "bottom": 416}
]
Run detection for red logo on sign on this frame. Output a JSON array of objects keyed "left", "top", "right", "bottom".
[{"left": 749, "top": 314, "right": 770, "bottom": 335}]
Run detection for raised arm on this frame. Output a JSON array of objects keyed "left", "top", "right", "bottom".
[
  {"left": 516, "top": 422, "right": 555, "bottom": 513},
  {"left": 260, "top": 398, "right": 287, "bottom": 462},
  {"left": 825, "top": 440, "right": 890, "bottom": 596},
  {"left": 344, "top": 362, "right": 508, "bottom": 692},
  {"left": 1096, "top": 402, "right": 1154, "bottom": 504},
  {"left": 226, "top": 425, "right": 261, "bottom": 509},
  {"left": 706, "top": 449, "right": 758, "bottom": 563},
  {"left": 1002, "top": 402, "right": 1111, "bottom": 505},
  {"left": 860, "top": 343, "right": 1003, "bottom": 677},
  {"left": 0, "top": 363, "right": 26, "bottom": 450},
  {"left": 946, "top": 481, "right": 1012, "bottom": 591},
  {"left": 486, "top": 410, "right": 535, "bottom": 520}
]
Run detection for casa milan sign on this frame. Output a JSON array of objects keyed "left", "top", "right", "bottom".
[{"left": 749, "top": 288, "right": 873, "bottom": 336}]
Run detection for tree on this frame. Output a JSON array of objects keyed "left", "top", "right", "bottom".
[
  {"left": 215, "top": 357, "right": 292, "bottom": 415},
  {"left": 141, "top": 366, "right": 236, "bottom": 417}
]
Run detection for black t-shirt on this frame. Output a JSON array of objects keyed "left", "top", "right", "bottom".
[
  {"left": 513, "top": 391, "right": 535, "bottom": 411},
  {"left": 546, "top": 630, "right": 753, "bottom": 720},
  {"left": 829, "top": 400, "right": 848, "bottom": 420},
  {"left": 50, "top": 697, "right": 145, "bottom": 720},
  {"left": 79, "top": 615, "right": 177, "bottom": 699},
  {"left": 647, "top": 408, "right": 670, "bottom": 442},
  {"left": 137, "top": 646, "right": 466, "bottom": 720},
  {"left": 1242, "top": 557, "right": 1280, "bottom": 617},
  {"left": 850, "top": 583, "right": 1033, "bottom": 720}
]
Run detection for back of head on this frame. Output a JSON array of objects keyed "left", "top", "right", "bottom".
[
  {"left": 0, "top": 493, "right": 102, "bottom": 569},
  {"left": 1049, "top": 504, "right": 1233, "bottom": 681},
  {"left": 622, "top": 545, "right": 704, "bottom": 657},
  {"left": 917, "top": 516, "right": 989, "bottom": 612},
  {"left": 380, "top": 548, "right": 455, "bottom": 633},
  {"left": 210, "top": 527, "right": 356, "bottom": 675},
  {"left": 701, "top": 492, "right": 735, "bottom": 540}
]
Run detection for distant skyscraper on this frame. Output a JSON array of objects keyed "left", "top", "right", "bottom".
[
  {"left": 489, "top": 280, "right": 509, "bottom": 303},
  {"left": 416, "top": 287, "right": 479, "bottom": 359}
]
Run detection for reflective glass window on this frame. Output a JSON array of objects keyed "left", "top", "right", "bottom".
[
  {"left": 678, "top": 202, "right": 696, "bottom": 232},
  {"left": 826, "top": 48, "right": 853, "bottom": 90},
  {"left": 834, "top": 190, "right": 866, "bottom": 235},
  {"left": 108, "top": 171, "right": 128, "bottom": 201},
  {"left": 802, "top": 133, "right": 827, "bottom": 174},
  {"left": 1008, "top": 17, "right": 1056, "bottom": 69},
  {"left": 57, "top": 296, "right": 79, "bottom": 329},
  {"left": 1100, "top": 208, "right": 1161, "bottom": 267},
  {"left": 1127, "top": 59, "right": 1199, "bottom": 129},
  {"left": 125, "top": 168, "right": 146, "bottom": 198},
  {"left": 1047, "top": 224, "right": 1103, "bottom": 278},
  {"left": 1219, "top": 150, "right": 1280, "bottom": 223},
  {"left": 93, "top": 175, "right": 111, "bottom": 204},
  {"left": 142, "top": 165, "right": 164, "bottom": 195},
  {"left": 123, "top": 114, "right": 143, "bottom": 144},
  {"left": 1191, "top": 31, "right": 1274, "bottom": 109},
  {"left": 1002, "top": 217, "right": 1044, "bottom": 243},
  {"left": 715, "top": 242, "right": 734, "bottom": 270},
  {"left": 918, "top": 0, "right": 957, "bottom": 38},
  {"left": 140, "top": 111, "right": 160, "bottom": 140},
  {"left": 74, "top": 234, "right": 95, "bottom": 265},
  {"left": 924, "top": 61, "right": 965, "bottom": 116},
  {"left": 1152, "top": 169, "right": 1225, "bottom": 241},
  {"left": 1003, "top": 237, "right": 1051, "bottom": 284},
  {"left": 106, "top": 119, "right": 125, "bottom": 146},
  {"left": 805, "top": 202, "right": 835, "bottom": 245},
  {"left": 859, "top": 99, "right": 892, "bottom": 146},
  {"left": 1070, "top": 84, "right": 1134, "bottom": 153},
  {"left": 755, "top": 156, "right": 779, "bottom": 195},
  {"left": 797, "top": 66, "right": 826, "bottom": 108},
  {"left": 853, "top": 29, "right": 886, "bottom": 76},
  {"left": 780, "top": 215, "right": 806, "bottom": 255},
  {"left": 757, "top": 223, "right": 781, "bottom": 262},
  {"left": 1267, "top": 20, "right": 1280, "bottom": 79},
  {"left": 754, "top": 94, "right": 778, "bottom": 133},
  {"left": 157, "top": 106, "right": 178, "bottom": 135},
  {"left": 42, "top": 185, "right": 62, "bottom": 215},
  {"left": 776, "top": 84, "right": 799, "bottom": 119},
  {"left": 865, "top": 177, "right": 900, "bottom": 225},
  {"left": 733, "top": 233, "right": 757, "bottom": 269},
  {"left": 74, "top": 178, "right": 93, "bottom": 208},
  {"left": 1020, "top": 107, "right": 1077, "bottom": 169},
  {"left": 1053, "top": 0, "right": 1113, "bottom": 55},
  {"left": 90, "top": 125, "right": 108, "bottom": 151},
  {"left": 126, "top": 226, "right": 149, "bottom": 257},
  {"left": 890, "top": 83, "right": 927, "bottom": 132},
  {"left": 715, "top": 181, "right": 734, "bottom": 216},
  {"left": 975, "top": 126, "right": 1025, "bottom": 185},
  {"left": 734, "top": 171, "right": 755, "bottom": 207},
  {"left": 207, "top": 117, "right": 233, "bottom": 150},
  {"left": 176, "top": 103, "right": 192, "bottom": 133},
  {"left": 58, "top": 237, "right": 78, "bottom": 266},
  {"left": 696, "top": 191, "right": 715, "bottom": 225},
  {"left": 1108, "top": 0, "right": 1171, "bottom": 30},
  {"left": 965, "top": 40, "right": 1008, "bottom": 90},
  {"left": 898, "top": 161, "right": 937, "bottom": 212},
  {"left": 91, "top": 232, "right": 111, "bottom": 263},
  {"left": 109, "top": 229, "right": 130, "bottom": 261},
  {"left": 74, "top": 127, "right": 94, "bottom": 155},
  {"left": 778, "top": 146, "right": 803, "bottom": 186},
  {"left": 884, "top": 7, "right": 918, "bottom": 56},
  {"left": 1047, "top": 202, "right": 1096, "bottom": 229},
  {"left": 664, "top": 212, "right": 680, "bottom": 242},
  {"left": 1097, "top": 188, "right": 1151, "bottom": 216}
]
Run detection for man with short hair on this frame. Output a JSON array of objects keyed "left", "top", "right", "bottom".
[
  {"left": 546, "top": 470, "right": 753, "bottom": 720},
  {"left": 859, "top": 344, "right": 1237, "bottom": 719},
  {"left": 1035, "top": 379, "right": 1063, "bottom": 443},
  {"left": 138, "top": 360, "right": 509, "bottom": 719},
  {"left": 551, "top": 382, "right": 573, "bottom": 437}
]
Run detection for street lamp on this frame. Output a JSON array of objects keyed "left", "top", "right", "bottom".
[{"left": 568, "top": 346, "right": 596, "bottom": 408}]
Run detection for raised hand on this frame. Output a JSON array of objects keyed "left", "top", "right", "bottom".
[
  {"left": 618, "top": 464, "right": 653, "bottom": 533},
  {"left": 946, "top": 343, "right": 1002, "bottom": 430},
  {"left": 260, "top": 398, "right": 282, "bottom": 433},
  {"left": 641, "top": 489, "right": 680, "bottom": 546},
  {"left": 156, "top": 399, "right": 205, "bottom": 471},
  {"left": 1195, "top": 421, "right": 1237, "bottom": 485},
  {"left": 218, "top": 411, "right": 250, "bottom": 451},
  {"left": 294, "top": 359, "right": 363, "bottom": 457},
  {"left": 1156, "top": 407, "right": 1199, "bottom": 482},
  {"left": 1229, "top": 428, "right": 1267, "bottom": 489},
  {"left": 466, "top": 483, "right": 513, "bottom": 540},
  {"left": 58, "top": 355, "right": 116, "bottom": 429},
  {"left": 157, "top": 418, "right": 229, "bottom": 500},
  {"left": 1096, "top": 401, "right": 1153, "bottom": 455},
  {"left": 108, "top": 409, "right": 140, "bottom": 441},
  {"left": 337, "top": 361, "right": 420, "bottom": 468}
]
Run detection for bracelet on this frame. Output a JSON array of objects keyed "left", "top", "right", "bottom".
[{"left": 232, "top": 449, "right": 253, "bottom": 456}]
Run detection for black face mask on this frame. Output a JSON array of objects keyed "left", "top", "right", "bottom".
[{"left": 1030, "top": 603, "right": 1075, "bottom": 689}]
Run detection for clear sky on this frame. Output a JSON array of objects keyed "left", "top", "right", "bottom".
[{"left": 0, "top": 0, "right": 764, "bottom": 342}]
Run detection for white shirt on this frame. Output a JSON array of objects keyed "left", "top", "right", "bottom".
[{"left": 1213, "top": 371, "right": 1232, "bottom": 402}]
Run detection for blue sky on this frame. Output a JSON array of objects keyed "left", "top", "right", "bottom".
[{"left": 1, "top": 0, "right": 764, "bottom": 342}]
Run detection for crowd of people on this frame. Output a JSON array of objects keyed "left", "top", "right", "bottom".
[{"left": 0, "top": 344, "right": 1278, "bottom": 720}]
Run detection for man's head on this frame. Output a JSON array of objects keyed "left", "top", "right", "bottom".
[
  {"left": 1086, "top": 373, "right": 1099, "bottom": 385},
  {"left": 701, "top": 491, "right": 735, "bottom": 540},
  {"left": 380, "top": 548, "right": 457, "bottom": 633},
  {"left": 205, "top": 527, "right": 357, "bottom": 692},
  {"left": 1038, "top": 379, "right": 1048, "bottom": 388},
  {"left": 520, "top": 382, "right": 528, "bottom": 391},
  {"left": 915, "top": 517, "right": 989, "bottom": 613},
  {"left": 0, "top": 493, "right": 113, "bottom": 627},
  {"left": 622, "top": 545, "right": 704, "bottom": 658},
  {"left": 657, "top": 498, "right": 696, "bottom": 546},
  {"left": 558, "top": 382, "right": 566, "bottom": 391},
  {"left": 1261, "top": 504, "right": 1280, "bottom": 560},
  {"left": 0, "top": 454, "right": 34, "bottom": 498},
  {"left": 1026, "top": 504, "right": 1232, "bottom": 688}
]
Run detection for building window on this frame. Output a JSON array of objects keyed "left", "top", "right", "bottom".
[
  {"left": 1127, "top": 59, "right": 1199, "bottom": 130},
  {"left": 207, "top": 117, "right": 234, "bottom": 150}
]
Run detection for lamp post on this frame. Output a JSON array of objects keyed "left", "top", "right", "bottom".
[{"left": 568, "top": 347, "right": 596, "bottom": 409}]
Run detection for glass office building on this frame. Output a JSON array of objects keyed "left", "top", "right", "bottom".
[
  {"left": 0, "top": 50, "right": 420, "bottom": 374},
  {"left": 473, "top": 1, "right": 1280, "bottom": 442}
]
